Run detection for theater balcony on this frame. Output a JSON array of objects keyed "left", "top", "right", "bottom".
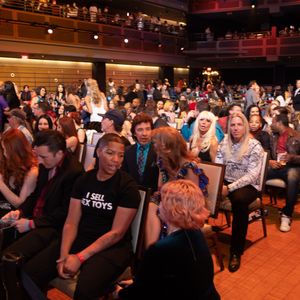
[
  {"left": 0, "top": 5, "right": 187, "bottom": 66},
  {"left": 186, "top": 27, "right": 300, "bottom": 68},
  {"left": 190, "top": 0, "right": 300, "bottom": 14}
]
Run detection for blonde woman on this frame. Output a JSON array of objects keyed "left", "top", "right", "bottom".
[
  {"left": 190, "top": 111, "right": 218, "bottom": 162},
  {"left": 216, "top": 112, "right": 263, "bottom": 272},
  {"left": 84, "top": 78, "right": 108, "bottom": 122},
  {"left": 158, "top": 100, "right": 176, "bottom": 123}
]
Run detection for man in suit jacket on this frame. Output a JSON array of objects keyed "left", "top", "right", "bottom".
[
  {"left": 1, "top": 130, "right": 84, "bottom": 296},
  {"left": 122, "top": 113, "right": 158, "bottom": 193}
]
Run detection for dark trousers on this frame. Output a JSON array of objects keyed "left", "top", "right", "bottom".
[
  {"left": 3, "top": 228, "right": 60, "bottom": 291},
  {"left": 73, "top": 242, "right": 132, "bottom": 300},
  {"left": 227, "top": 185, "right": 259, "bottom": 255},
  {"left": 267, "top": 166, "right": 300, "bottom": 217}
]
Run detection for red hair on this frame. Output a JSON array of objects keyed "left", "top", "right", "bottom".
[
  {"left": 159, "top": 179, "right": 209, "bottom": 229},
  {"left": 0, "top": 129, "right": 37, "bottom": 189}
]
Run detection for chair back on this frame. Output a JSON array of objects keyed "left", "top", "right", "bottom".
[
  {"left": 78, "top": 143, "right": 85, "bottom": 163},
  {"left": 258, "top": 151, "right": 269, "bottom": 193},
  {"left": 82, "top": 144, "right": 96, "bottom": 171},
  {"left": 131, "top": 186, "right": 151, "bottom": 274},
  {"left": 131, "top": 187, "right": 151, "bottom": 254},
  {"left": 200, "top": 162, "right": 225, "bottom": 218},
  {"left": 91, "top": 132, "right": 102, "bottom": 146}
]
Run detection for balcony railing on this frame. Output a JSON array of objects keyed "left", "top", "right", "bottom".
[{"left": 190, "top": 0, "right": 300, "bottom": 14}]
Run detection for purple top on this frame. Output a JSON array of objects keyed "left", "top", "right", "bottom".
[{"left": 0, "top": 95, "right": 9, "bottom": 129}]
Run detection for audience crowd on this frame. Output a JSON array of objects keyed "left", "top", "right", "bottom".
[
  {"left": 0, "top": 75, "right": 299, "bottom": 299},
  {"left": 1, "top": 0, "right": 186, "bottom": 36}
]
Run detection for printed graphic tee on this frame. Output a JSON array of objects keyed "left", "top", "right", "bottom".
[{"left": 71, "top": 169, "right": 140, "bottom": 250}]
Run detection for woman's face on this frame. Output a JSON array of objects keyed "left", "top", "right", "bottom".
[
  {"left": 249, "top": 115, "right": 262, "bottom": 132},
  {"left": 108, "top": 101, "right": 115, "bottom": 110},
  {"left": 250, "top": 106, "right": 260, "bottom": 116},
  {"left": 58, "top": 85, "right": 63, "bottom": 93},
  {"left": 230, "top": 116, "right": 245, "bottom": 142},
  {"left": 58, "top": 105, "right": 65, "bottom": 115},
  {"left": 40, "top": 88, "right": 46, "bottom": 97},
  {"left": 38, "top": 118, "right": 50, "bottom": 131},
  {"left": 198, "top": 117, "right": 212, "bottom": 134}
]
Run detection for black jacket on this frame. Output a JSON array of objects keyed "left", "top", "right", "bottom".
[
  {"left": 122, "top": 143, "right": 158, "bottom": 193},
  {"left": 19, "top": 153, "right": 84, "bottom": 230}
]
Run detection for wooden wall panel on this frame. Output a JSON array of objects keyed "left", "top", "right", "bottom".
[
  {"left": 174, "top": 68, "right": 189, "bottom": 85},
  {"left": 0, "top": 58, "right": 92, "bottom": 93},
  {"left": 106, "top": 64, "right": 159, "bottom": 87}
]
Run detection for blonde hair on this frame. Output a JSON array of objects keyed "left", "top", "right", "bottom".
[
  {"left": 225, "top": 112, "right": 250, "bottom": 160},
  {"left": 159, "top": 179, "right": 209, "bottom": 229},
  {"left": 191, "top": 111, "right": 216, "bottom": 153},
  {"left": 163, "top": 100, "right": 174, "bottom": 112},
  {"left": 85, "top": 78, "right": 108, "bottom": 110},
  {"left": 152, "top": 127, "right": 195, "bottom": 171}
]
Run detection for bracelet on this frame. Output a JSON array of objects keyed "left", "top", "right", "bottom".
[
  {"left": 75, "top": 253, "right": 85, "bottom": 264},
  {"left": 29, "top": 220, "right": 35, "bottom": 230}
]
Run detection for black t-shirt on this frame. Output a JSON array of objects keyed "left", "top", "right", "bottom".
[{"left": 71, "top": 169, "right": 140, "bottom": 250}]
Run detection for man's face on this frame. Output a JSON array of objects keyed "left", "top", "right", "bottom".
[
  {"left": 271, "top": 118, "right": 280, "bottom": 133},
  {"left": 157, "top": 101, "right": 164, "bottom": 110},
  {"left": 33, "top": 104, "right": 43, "bottom": 117},
  {"left": 132, "top": 99, "right": 140, "bottom": 108},
  {"left": 135, "top": 122, "right": 152, "bottom": 145},
  {"left": 296, "top": 80, "right": 300, "bottom": 89},
  {"left": 97, "top": 142, "right": 124, "bottom": 176},
  {"left": 35, "top": 145, "right": 63, "bottom": 169},
  {"left": 101, "top": 117, "right": 113, "bottom": 133},
  {"left": 230, "top": 116, "right": 245, "bottom": 142}
]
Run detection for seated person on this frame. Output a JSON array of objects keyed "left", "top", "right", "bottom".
[
  {"left": 56, "top": 133, "right": 140, "bottom": 299},
  {"left": 190, "top": 111, "right": 219, "bottom": 162},
  {"left": 122, "top": 113, "right": 158, "bottom": 192},
  {"left": 267, "top": 113, "right": 300, "bottom": 232},
  {"left": 249, "top": 114, "right": 271, "bottom": 152},
  {"left": 216, "top": 112, "right": 264, "bottom": 272},
  {"left": 1, "top": 130, "right": 83, "bottom": 298},
  {"left": 181, "top": 102, "right": 224, "bottom": 143},
  {"left": 119, "top": 180, "right": 220, "bottom": 300},
  {"left": 145, "top": 127, "right": 208, "bottom": 248}
]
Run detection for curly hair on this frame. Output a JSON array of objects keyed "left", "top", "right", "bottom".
[
  {"left": 0, "top": 129, "right": 37, "bottom": 189},
  {"left": 159, "top": 179, "right": 209, "bottom": 229}
]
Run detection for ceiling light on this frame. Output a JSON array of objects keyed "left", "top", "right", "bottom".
[
  {"left": 124, "top": 38, "right": 129, "bottom": 44},
  {"left": 180, "top": 47, "right": 184, "bottom": 51}
]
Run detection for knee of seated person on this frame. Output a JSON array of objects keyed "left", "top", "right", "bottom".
[{"left": 287, "top": 168, "right": 300, "bottom": 181}]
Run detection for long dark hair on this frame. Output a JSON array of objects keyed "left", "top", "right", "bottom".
[{"left": 3, "top": 81, "right": 20, "bottom": 109}]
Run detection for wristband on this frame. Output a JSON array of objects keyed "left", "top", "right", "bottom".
[
  {"left": 25, "top": 220, "right": 31, "bottom": 232},
  {"left": 29, "top": 220, "right": 35, "bottom": 230},
  {"left": 75, "top": 253, "right": 85, "bottom": 264}
]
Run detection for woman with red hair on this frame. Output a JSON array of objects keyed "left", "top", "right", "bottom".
[
  {"left": 119, "top": 180, "right": 220, "bottom": 300},
  {"left": 0, "top": 129, "right": 38, "bottom": 214},
  {"left": 57, "top": 116, "right": 79, "bottom": 157}
]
